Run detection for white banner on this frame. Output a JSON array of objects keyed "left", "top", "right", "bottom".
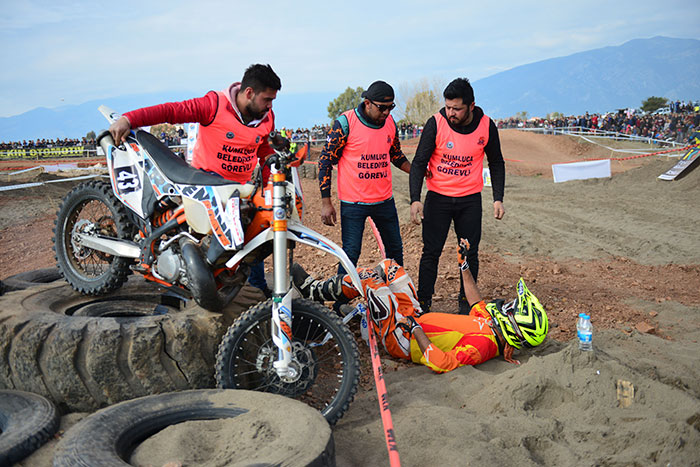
[{"left": 552, "top": 159, "right": 611, "bottom": 183}]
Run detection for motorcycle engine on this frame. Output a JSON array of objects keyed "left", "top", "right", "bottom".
[{"left": 155, "top": 247, "right": 183, "bottom": 282}]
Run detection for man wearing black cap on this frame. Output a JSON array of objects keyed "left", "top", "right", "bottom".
[{"left": 318, "top": 80, "right": 411, "bottom": 285}]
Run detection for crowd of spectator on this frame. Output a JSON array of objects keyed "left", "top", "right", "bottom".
[
  {"left": 398, "top": 122, "right": 423, "bottom": 139},
  {"left": 497, "top": 101, "right": 700, "bottom": 144},
  {"left": 276, "top": 121, "right": 423, "bottom": 147},
  {"left": 158, "top": 133, "right": 183, "bottom": 147},
  {"left": 4, "top": 101, "right": 697, "bottom": 154},
  {"left": 0, "top": 137, "right": 96, "bottom": 151}
]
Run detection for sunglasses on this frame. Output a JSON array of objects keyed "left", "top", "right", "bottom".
[{"left": 370, "top": 101, "right": 396, "bottom": 112}]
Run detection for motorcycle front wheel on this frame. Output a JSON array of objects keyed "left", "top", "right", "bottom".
[{"left": 215, "top": 298, "right": 360, "bottom": 425}]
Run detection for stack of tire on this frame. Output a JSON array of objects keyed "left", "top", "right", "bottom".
[
  {"left": 1, "top": 273, "right": 336, "bottom": 465},
  {"left": 299, "top": 161, "right": 318, "bottom": 179},
  {"left": 0, "top": 270, "right": 261, "bottom": 413}
]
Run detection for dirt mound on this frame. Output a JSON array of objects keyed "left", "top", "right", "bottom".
[
  {"left": 335, "top": 330, "right": 700, "bottom": 466},
  {"left": 498, "top": 129, "right": 675, "bottom": 177},
  {"left": 482, "top": 158, "right": 700, "bottom": 264}
]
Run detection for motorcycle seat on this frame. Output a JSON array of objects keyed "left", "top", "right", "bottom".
[{"left": 135, "top": 130, "right": 253, "bottom": 190}]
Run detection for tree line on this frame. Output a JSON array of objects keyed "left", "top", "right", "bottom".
[{"left": 325, "top": 80, "right": 689, "bottom": 126}]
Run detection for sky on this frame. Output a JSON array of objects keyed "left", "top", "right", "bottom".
[{"left": 2, "top": 0, "right": 699, "bottom": 122}]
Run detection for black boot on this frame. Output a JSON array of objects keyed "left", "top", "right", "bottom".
[
  {"left": 291, "top": 263, "right": 345, "bottom": 303},
  {"left": 291, "top": 263, "right": 315, "bottom": 297},
  {"left": 418, "top": 299, "right": 432, "bottom": 315},
  {"left": 458, "top": 295, "right": 470, "bottom": 315}
]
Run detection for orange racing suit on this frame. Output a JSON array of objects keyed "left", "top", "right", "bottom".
[{"left": 336, "top": 260, "right": 500, "bottom": 373}]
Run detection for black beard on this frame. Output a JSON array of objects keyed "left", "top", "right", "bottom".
[
  {"left": 246, "top": 103, "right": 266, "bottom": 121},
  {"left": 450, "top": 112, "right": 470, "bottom": 127}
]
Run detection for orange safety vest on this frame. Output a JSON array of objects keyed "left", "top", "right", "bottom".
[
  {"left": 191, "top": 90, "right": 274, "bottom": 183},
  {"left": 337, "top": 110, "right": 396, "bottom": 203},
  {"left": 426, "top": 112, "right": 490, "bottom": 197}
]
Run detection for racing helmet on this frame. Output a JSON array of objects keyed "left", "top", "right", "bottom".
[{"left": 486, "top": 278, "right": 548, "bottom": 349}]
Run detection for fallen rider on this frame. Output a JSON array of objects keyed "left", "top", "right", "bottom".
[{"left": 291, "top": 240, "right": 548, "bottom": 373}]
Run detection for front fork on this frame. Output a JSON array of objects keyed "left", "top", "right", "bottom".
[{"left": 269, "top": 168, "right": 295, "bottom": 379}]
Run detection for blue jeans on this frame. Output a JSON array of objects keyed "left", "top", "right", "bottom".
[
  {"left": 248, "top": 261, "right": 268, "bottom": 290},
  {"left": 338, "top": 198, "right": 403, "bottom": 275}
]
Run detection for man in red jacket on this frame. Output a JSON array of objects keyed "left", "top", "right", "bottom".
[
  {"left": 109, "top": 63, "right": 282, "bottom": 183},
  {"left": 109, "top": 63, "right": 283, "bottom": 296}
]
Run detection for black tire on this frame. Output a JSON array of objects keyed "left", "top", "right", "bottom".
[
  {"left": 0, "top": 280, "right": 231, "bottom": 413},
  {"left": 53, "top": 180, "right": 135, "bottom": 296},
  {"left": 304, "top": 162, "right": 318, "bottom": 179},
  {"left": 53, "top": 389, "right": 335, "bottom": 467},
  {"left": 1, "top": 268, "right": 62, "bottom": 292},
  {"left": 0, "top": 389, "right": 60, "bottom": 465},
  {"left": 215, "top": 298, "right": 360, "bottom": 425}
]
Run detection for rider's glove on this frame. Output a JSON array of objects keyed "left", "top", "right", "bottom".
[
  {"left": 270, "top": 132, "right": 290, "bottom": 151},
  {"left": 397, "top": 316, "right": 422, "bottom": 335},
  {"left": 457, "top": 238, "right": 470, "bottom": 271}
]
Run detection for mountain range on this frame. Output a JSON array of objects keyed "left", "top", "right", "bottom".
[
  {"left": 1, "top": 36, "right": 698, "bottom": 142},
  {"left": 474, "top": 36, "right": 700, "bottom": 118}
]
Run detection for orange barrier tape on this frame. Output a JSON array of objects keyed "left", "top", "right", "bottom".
[
  {"left": 367, "top": 307, "right": 401, "bottom": 467},
  {"left": 368, "top": 219, "right": 386, "bottom": 259},
  {"left": 366, "top": 218, "right": 400, "bottom": 465},
  {"left": 562, "top": 144, "right": 695, "bottom": 164},
  {"left": 609, "top": 144, "right": 695, "bottom": 161}
]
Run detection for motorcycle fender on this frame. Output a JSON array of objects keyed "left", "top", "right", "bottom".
[
  {"left": 286, "top": 222, "right": 364, "bottom": 298},
  {"left": 224, "top": 228, "right": 274, "bottom": 269},
  {"left": 223, "top": 223, "right": 364, "bottom": 298}
]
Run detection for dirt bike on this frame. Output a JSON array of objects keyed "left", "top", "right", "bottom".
[{"left": 52, "top": 106, "right": 365, "bottom": 423}]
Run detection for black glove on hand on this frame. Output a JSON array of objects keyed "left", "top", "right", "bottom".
[
  {"left": 397, "top": 316, "right": 422, "bottom": 335},
  {"left": 270, "top": 132, "right": 290, "bottom": 151},
  {"left": 458, "top": 238, "right": 470, "bottom": 271}
]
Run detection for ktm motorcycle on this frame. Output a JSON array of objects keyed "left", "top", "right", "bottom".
[{"left": 52, "top": 106, "right": 363, "bottom": 423}]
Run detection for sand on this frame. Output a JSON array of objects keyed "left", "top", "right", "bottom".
[
  {"left": 7, "top": 131, "right": 700, "bottom": 466},
  {"left": 334, "top": 326, "right": 700, "bottom": 466}
]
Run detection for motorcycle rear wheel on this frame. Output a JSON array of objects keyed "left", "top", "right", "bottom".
[
  {"left": 53, "top": 180, "right": 135, "bottom": 295},
  {"left": 215, "top": 298, "right": 360, "bottom": 425}
]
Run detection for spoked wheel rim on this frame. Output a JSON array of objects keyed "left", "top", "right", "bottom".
[
  {"left": 64, "top": 197, "right": 118, "bottom": 278},
  {"left": 229, "top": 310, "right": 347, "bottom": 415}
]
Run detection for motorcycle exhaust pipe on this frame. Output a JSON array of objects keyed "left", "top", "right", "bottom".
[
  {"left": 180, "top": 236, "right": 245, "bottom": 310},
  {"left": 179, "top": 237, "right": 218, "bottom": 302}
]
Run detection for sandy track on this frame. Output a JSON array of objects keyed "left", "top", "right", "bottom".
[{"left": 4, "top": 130, "right": 699, "bottom": 466}]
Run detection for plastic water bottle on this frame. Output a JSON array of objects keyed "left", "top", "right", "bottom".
[{"left": 577, "top": 313, "right": 593, "bottom": 351}]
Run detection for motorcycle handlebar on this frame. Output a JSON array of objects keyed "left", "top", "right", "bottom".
[
  {"left": 96, "top": 130, "right": 115, "bottom": 154},
  {"left": 265, "top": 149, "right": 297, "bottom": 171}
]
